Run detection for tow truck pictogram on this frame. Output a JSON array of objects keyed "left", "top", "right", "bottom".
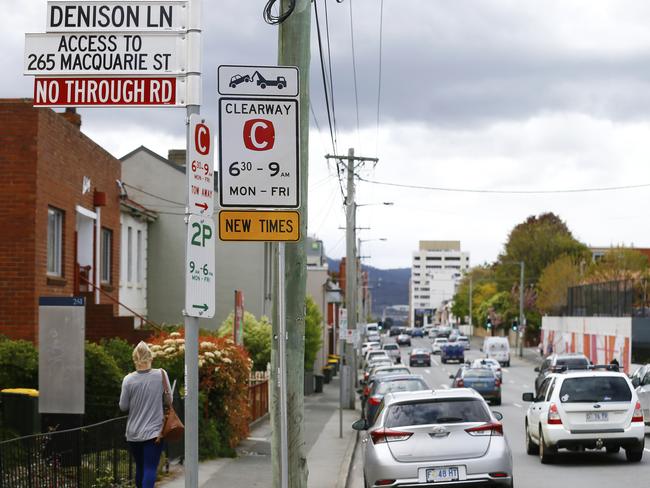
[{"left": 229, "top": 71, "right": 287, "bottom": 90}]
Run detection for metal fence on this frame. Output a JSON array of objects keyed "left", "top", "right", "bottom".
[
  {"left": 566, "top": 279, "right": 650, "bottom": 317},
  {"left": 0, "top": 417, "right": 134, "bottom": 488}
]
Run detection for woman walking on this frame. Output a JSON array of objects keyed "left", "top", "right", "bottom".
[{"left": 119, "top": 341, "right": 172, "bottom": 488}]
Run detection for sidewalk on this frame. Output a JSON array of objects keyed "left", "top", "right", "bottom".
[{"left": 160, "top": 376, "right": 360, "bottom": 488}]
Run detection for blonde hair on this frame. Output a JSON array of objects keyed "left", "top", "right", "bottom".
[{"left": 132, "top": 341, "right": 153, "bottom": 370}]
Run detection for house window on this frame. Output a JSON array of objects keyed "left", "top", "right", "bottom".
[
  {"left": 101, "top": 228, "right": 112, "bottom": 283},
  {"left": 47, "top": 207, "right": 64, "bottom": 276},
  {"left": 136, "top": 229, "right": 143, "bottom": 283},
  {"left": 127, "top": 226, "right": 133, "bottom": 282}
]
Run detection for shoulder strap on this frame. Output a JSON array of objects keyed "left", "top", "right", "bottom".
[{"left": 160, "top": 369, "right": 170, "bottom": 394}]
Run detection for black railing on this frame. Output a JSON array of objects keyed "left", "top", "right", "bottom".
[
  {"left": 0, "top": 417, "right": 134, "bottom": 488},
  {"left": 566, "top": 279, "right": 650, "bottom": 317}
]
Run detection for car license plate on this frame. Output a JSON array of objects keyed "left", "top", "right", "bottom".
[
  {"left": 426, "top": 466, "right": 460, "bottom": 483},
  {"left": 586, "top": 412, "right": 609, "bottom": 422},
  {"left": 471, "top": 382, "right": 486, "bottom": 388}
]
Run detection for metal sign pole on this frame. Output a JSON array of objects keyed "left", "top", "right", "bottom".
[{"left": 277, "top": 242, "right": 289, "bottom": 488}]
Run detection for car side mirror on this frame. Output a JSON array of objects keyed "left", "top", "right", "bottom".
[
  {"left": 352, "top": 419, "right": 368, "bottom": 431},
  {"left": 492, "top": 411, "right": 503, "bottom": 421},
  {"left": 522, "top": 392, "right": 535, "bottom": 402},
  {"left": 356, "top": 388, "right": 363, "bottom": 394},
  {"left": 449, "top": 374, "right": 455, "bottom": 379},
  {"left": 534, "top": 367, "right": 540, "bottom": 373}
]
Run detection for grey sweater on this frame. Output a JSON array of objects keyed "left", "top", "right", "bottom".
[{"left": 119, "top": 369, "right": 173, "bottom": 442}]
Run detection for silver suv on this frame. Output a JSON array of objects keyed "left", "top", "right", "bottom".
[
  {"left": 382, "top": 343, "right": 401, "bottom": 364},
  {"left": 353, "top": 389, "right": 513, "bottom": 488}
]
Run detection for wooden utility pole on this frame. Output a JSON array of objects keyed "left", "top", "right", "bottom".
[{"left": 271, "top": 1, "right": 310, "bottom": 487}]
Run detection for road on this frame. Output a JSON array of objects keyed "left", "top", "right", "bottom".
[{"left": 348, "top": 336, "right": 650, "bottom": 487}]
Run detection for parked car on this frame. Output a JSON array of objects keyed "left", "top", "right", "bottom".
[
  {"left": 629, "top": 364, "right": 650, "bottom": 434},
  {"left": 472, "top": 358, "right": 502, "bottom": 380},
  {"left": 440, "top": 343, "right": 465, "bottom": 364},
  {"left": 362, "top": 365, "right": 412, "bottom": 405},
  {"left": 534, "top": 353, "right": 590, "bottom": 394},
  {"left": 410, "top": 327, "right": 425, "bottom": 338},
  {"left": 457, "top": 335, "right": 470, "bottom": 350},
  {"left": 382, "top": 343, "right": 401, "bottom": 364},
  {"left": 367, "top": 332, "right": 381, "bottom": 344},
  {"left": 483, "top": 337, "right": 511, "bottom": 367},
  {"left": 408, "top": 348, "right": 432, "bottom": 367},
  {"left": 431, "top": 337, "right": 448, "bottom": 354},
  {"left": 362, "top": 341, "right": 381, "bottom": 357},
  {"left": 523, "top": 367, "right": 645, "bottom": 463},
  {"left": 396, "top": 334, "right": 412, "bottom": 347},
  {"left": 364, "top": 374, "right": 430, "bottom": 423},
  {"left": 363, "top": 358, "right": 394, "bottom": 384},
  {"left": 389, "top": 326, "right": 403, "bottom": 337},
  {"left": 353, "top": 389, "right": 513, "bottom": 488},
  {"left": 364, "top": 350, "right": 391, "bottom": 369},
  {"left": 451, "top": 366, "right": 502, "bottom": 405}
]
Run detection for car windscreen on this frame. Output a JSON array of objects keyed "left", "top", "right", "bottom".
[
  {"left": 376, "top": 379, "right": 428, "bottom": 395},
  {"left": 383, "top": 344, "right": 399, "bottom": 350},
  {"left": 385, "top": 399, "right": 490, "bottom": 427},
  {"left": 559, "top": 377, "right": 632, "bottom": 403},
  {"left": 463, "top": 369, "right": 495, "bottom": 379},
  {"left": 374, "top": 368, "right": 409, "bottom": 377},
  {"left": 556, "top": 358, "right": 589, "bottom": 369}
]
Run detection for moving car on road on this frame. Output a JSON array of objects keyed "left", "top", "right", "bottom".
[
  {"left": 472, "top": 358, "right": 503, "bottom": 380},
  {"left": 457, "top": 335, "right": 470, "bottom": 350},
  {"left": 382, "top": 343, "right": 402, "bottom": 363},
  {"left": 522, "top": 366, "right": 645, "bottom": 463},
  {"left": 408, "top": 348, "right": 431, "bottom": 367},
  {"left": 396, "top": 333, "right": 412, "bottom": 347},
  {"left": 440, "top": 342, "right": 465, "bottom": 364},
  {"left": 364, "top": 374, "right": 430, "bottom": 423},
  {"left": 630, "top": 364, "right": 650, "bottom": 433},
  {"left": 450, "top": 366, "right": 502, "bottom": 405},
  {"left": 353, "top": 389, "right": 513, "bottom": 488},
  {"left": 534, "top": 353, "right": 590, "bottom": 394},
  {"left": 410, "top": 327, "right": 425, "bottom": 338},
  {"left": 431, "top": 337, "right": 448, "bottom": 355},
  {"left": 483, "top": 337, "right": 511, "bottom": 367}
]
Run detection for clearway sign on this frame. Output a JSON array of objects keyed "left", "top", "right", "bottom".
[
  {"left": 46, "top": 1, "right": 189, "bottom": 32},
  {"left": 218, "top": 97, "right": 300, "bottom": 208},
  {"left": 24, "top": 32, "right": 187, "bottom": 75},
  {"left": 185, "top": 215, "right": 215, "bottom": 319},
  {"left": 188, "top": 114, "right": 215, "bottom": 216}
]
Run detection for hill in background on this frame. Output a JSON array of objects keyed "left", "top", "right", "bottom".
[{"left": 327, "top": 258, "right": 410, "bottom": 317}]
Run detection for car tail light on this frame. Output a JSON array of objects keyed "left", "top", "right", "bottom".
[
  {"left": 632, "top": 401, "right": 644, "bottom": 423},
  {"left": 489, "top": 472, "right": 509, "bottom": 478},
  {"left": 368, "top": 395, "right": 382, "bottom": 406},
  {"left": 465, "top": 422, "right": 503, "bottom": 436},
  {"left": 495, "top": 378, "right": 501, "bottom": 387},
  {"left": 375, "top": 480, "right": 396, "bottom": 486},
  {"left": 456, "top": 379, "right": 464, "bottom": 387},
  {"left": 370, "top": 428, "right": 413, "bottom": 444},
  {"left": 548, "top": 403, "right": 562, "bottom": 425}
]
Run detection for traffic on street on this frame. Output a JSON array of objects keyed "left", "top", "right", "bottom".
[{"left": 349, "top": 327, "right": 650, "bottom": 488}]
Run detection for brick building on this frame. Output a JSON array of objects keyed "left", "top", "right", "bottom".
[{"left": 0, "top": 99, "right": 145, "bottom": 343}]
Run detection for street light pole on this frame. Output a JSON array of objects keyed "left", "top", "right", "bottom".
[
  {"left": 469, "top": 275, "right": 473, "bottom": 331},
  {"left": 519, "top": 261, "right": 524, "bottom": 358}
]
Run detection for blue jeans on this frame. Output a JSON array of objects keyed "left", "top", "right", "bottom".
[{"left": 129, "top": 439, "right": 164, "bottom": 488}]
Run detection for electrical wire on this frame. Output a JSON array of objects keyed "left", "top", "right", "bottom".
[
  {"left": 263, "top": 0, "right": 295, "bottom": 25},
  {"left": 349, "top": 0, "right": 361, "bottom": 143},
  {"left": 314, "top": 0, "right": 337, "bottom": 155},
  {"left": 122, "top": 183, "right": 184, "bottom": 205},
  {"left": 357, "top": 176, "right": 650, "bottom": 195},
  {"left": 375, "top": 0, "right": 385, "bottom": 156},
  {"left": 323, "top": 0, "right": 339, "bottom": 151}
]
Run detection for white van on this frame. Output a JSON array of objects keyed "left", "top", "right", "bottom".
[
  {"left": 365, "top": 323, "right": 379, "bottom": 336},
  {"left": 483, "top": 337, "right": 510, "bottom": 366}
]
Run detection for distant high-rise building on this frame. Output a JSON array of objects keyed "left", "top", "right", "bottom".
[{"left": 409, "top": 241, "right": 470, "bottom": 326}]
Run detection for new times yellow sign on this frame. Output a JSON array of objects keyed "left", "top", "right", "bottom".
[{"left": 219, "top": 210, "right": 300, "bottom": 242}]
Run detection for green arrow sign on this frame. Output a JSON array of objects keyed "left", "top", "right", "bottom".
[{"left": 192, "top": 304, "right": 209, "bottom": 313}]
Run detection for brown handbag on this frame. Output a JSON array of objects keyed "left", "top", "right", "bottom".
[{"left": 158, "top": 369, "right": 184, "bottom": 443}]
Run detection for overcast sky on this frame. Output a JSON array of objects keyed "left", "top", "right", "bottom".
[{"left": 6, "top": 1, "right": 650, "bottom": 269}]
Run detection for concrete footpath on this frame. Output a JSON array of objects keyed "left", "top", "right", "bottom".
[{"left": 160, "top": 376, "right": 360, "bottom": 488}]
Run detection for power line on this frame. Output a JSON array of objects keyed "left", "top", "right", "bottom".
[
  {"left": 349, "top": 0, "right": 361, "bottom": 143},
  {"left": 313, "top": 0, "right": 336, "bottom": 154},
  {"left": 375, "top": 0, "right": 384, "bottom": 156},
  {"left": 122, "top": 183, "right": 184, "bottom": 205},
  {"left": 358, "top": 176, "right": 650, "bottom": 195},
  {"left": 323, "top": 0, "right": 339, "bottom": 150}
]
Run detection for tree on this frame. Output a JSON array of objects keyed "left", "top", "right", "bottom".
[
  {"left": 476, "top": 292, "right": 517, "bottom": 335},
  {"left": 451, "top": 265, "right": 497, "bottom": 324},
  {"left": 304, "top": 296, "right": 323, "bottom": 372},
  {"left": 537, "top": 255, "right": 582, "bottom": 315},
  {"left": 586, "top": 248, "right": 649, "bottom": 283},
  {"left": 495, "top": 213, "right": 589, "bottom": 292},
  {"left": 218, "top": 312, "right": 272, "bottom": 371}
]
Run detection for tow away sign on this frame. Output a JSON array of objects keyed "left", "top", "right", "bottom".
[
  {"left": 219, "top": 210, "right": 300, "bottom": 242},
  {"left": 188, "top": 115, "right": 215, "bottom": 217}
]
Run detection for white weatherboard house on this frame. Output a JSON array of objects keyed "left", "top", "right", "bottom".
[{"left": 120, "top": 146, "right": 271, "bottom": 329}]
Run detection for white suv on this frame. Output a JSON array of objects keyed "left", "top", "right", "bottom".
[
  {"left": 382, "top": 343, "right": 401, "bottom": 363},
  {"left": 522, "top": 368, "right": 645, "bottom": 463}
]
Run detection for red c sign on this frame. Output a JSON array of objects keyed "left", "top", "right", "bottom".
[
  {"left": 244, "top": 119, "right": 275, "bottom": 151},
  {"left": 195, "top": 123, "right": 210, "bottom": 155}
]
